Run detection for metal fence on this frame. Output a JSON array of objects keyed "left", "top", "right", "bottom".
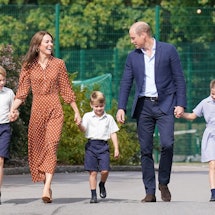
[{"left": 1, "top": 4, "right": 215, "bottom": 161}]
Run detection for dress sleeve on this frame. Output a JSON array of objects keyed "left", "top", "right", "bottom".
[
  {"left": 58, "top": 60, "right": 76, "bottom": 104},
  {"left": 193, "top": 101, "right": 203, "bottom": 117},
  {"left": 15, "top": 66, "right": 31, "bottom": 102}
]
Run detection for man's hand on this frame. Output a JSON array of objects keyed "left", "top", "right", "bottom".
[
  {"left": 116, "top": 109, "right": 125, "bottom": 124},
  {"left": 174, "top": 106, "right": 184, "bottom": 118}
]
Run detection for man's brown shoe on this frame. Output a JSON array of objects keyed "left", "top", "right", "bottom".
[
  {"left": 159, "top": 184, "right": 171, "bottom": 202},
  {"left": 141, "top": 194, "right": 156, "bottom": 202}
]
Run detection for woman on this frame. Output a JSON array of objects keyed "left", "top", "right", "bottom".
[{"left": 10, "top": 31, "right": 81, "bottom": 203}]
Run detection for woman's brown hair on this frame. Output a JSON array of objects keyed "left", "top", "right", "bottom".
[{"left": 23, "top": 31, "right": 54, "bottom": 69}]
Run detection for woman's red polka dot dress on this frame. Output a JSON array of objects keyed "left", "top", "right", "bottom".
[{"left": 15, "top": 56, "right": 76, "bottom": 182}]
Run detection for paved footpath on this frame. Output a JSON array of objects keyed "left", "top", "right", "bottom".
[{"left": 1, "top": 164, "right": 215, "bottom": 215}]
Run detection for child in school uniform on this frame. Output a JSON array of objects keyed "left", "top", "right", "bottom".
[
  {"left": 0, "top": 66, "right": 19, "bottom": 204},
  {"left": 78, "top": 91, "right": 119, "bottom": 203},
  {"left": 181, "top": 79, "right": 215, "bottom": 201}
]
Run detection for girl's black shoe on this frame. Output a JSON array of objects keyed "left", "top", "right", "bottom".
[
  {"left": 210, "top": 196, "right": 215, "bottom": 201},
  {"left": 90, "top": 195, "right": 98, "bottom": 203}
]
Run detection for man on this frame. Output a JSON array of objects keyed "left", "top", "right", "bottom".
[{"left": 116, "top": 21, "right": 186, "bottom": 202}]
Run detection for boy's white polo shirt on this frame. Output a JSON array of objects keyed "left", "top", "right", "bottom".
[
  {"left": 0, "top": 87, "right": 15, "bottom": 124},
  {"left": 82, "top": 111, "right": 119, "bottom": 141}
]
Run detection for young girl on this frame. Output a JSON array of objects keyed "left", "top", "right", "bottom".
[
  {"left": 181, "top": 79, "right": 215, "bottom": 201},
  {"left": 0, "top": 66, "right": 19, "bottom": 204}
]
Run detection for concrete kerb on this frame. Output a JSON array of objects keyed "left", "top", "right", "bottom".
[
  {"left": 3, "top": 165, "right": 142, "bottom": 175},
  {"left": 4, "top": 163, "right": 208, "bottom": 175}
]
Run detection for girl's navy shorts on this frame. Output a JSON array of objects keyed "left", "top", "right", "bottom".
[
  {"left": 84, "top": 139, "right": 110, "bottom": 172},
  {"left": 0, "top": 123, "right": 11, "bottom": 159}
]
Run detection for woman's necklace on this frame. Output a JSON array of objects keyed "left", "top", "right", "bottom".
[{"left": 38, "top": 58, "right": 49, "bottom": 70}]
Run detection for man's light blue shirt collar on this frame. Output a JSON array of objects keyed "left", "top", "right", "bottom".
[{"left": 141, "top": 38, "right": 156, "bottom": 54}]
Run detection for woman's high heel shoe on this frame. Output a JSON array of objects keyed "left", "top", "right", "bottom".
[
  {"left": 42, "top": 196, "right": 52, "bottom": 203},
  {"left": 42, "top": 189, "right": 52, "bottom": 203},
  {"left": 49, "top": 189, "right": 52, "bottom": 201}
]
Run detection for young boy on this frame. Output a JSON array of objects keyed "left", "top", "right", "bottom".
[
  {"left": 0, "top": 66, "right": 19, "bottom": 204},
  {"left": 181, "top": 79, "right": 215, "bottom": 201},
  {"left": 78, "top": 91, "right": 119, "bottom": 203}
]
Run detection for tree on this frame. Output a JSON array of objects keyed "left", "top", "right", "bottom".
[{"left": 1, "top": 1, "right": 215, "bottom": 163}]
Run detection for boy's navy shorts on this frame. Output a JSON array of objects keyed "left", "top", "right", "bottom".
[
  {"left": 0, "top": 123, "right": 11, "bottom": 159},
  {"left": 84, "top": 139, "right": 110, "bottom": 172}
]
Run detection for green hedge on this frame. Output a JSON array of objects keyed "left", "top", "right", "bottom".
[{"left": 58, "top": 80, "right": 140, "bottom": 165}]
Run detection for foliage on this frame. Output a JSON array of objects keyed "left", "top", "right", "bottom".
[
  {"left": 57, "top": 83, "right": 90, "bottom": 165},
  {"left": 58, "top": 77, "right": 140, "bottom": 165},
  {"left": 0, "top": 45, "right": 20, "bottom": 89},
  {"left": 1, "top": 1, "right": 214, "bottom": 163},
  {"left": 0, "top": 1, "right": 213, "bottom": 53},
  {"left": 0, "top": 45, "right": 140, "bottom": 165},
  {"left": 0, "top": 8, "right": 29, "bottom": 54},
  {"left": 25, "top": 6, "right": 56, "bottom": 36},
  {"left": 107, "top": 100, "right": 140, "bottom": 165}
]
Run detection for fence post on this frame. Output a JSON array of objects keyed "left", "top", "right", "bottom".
[
  {"left": 113, "top": 48, "right": 119, "bottom": 99},
  {"left": 80, "top": 49, "right": 85, "bottom": 80},
  {"left": 55, "top": 3, "right": 60, "bottom": 58},
  {"left": 154, "top": 5, "right": 160, "bottom": 163},
  {"left": 186, "top": 45, "right": 193, "bottom": 156},
  {"left": 155, "top": 5, "right": 160, "bottom": 40}
]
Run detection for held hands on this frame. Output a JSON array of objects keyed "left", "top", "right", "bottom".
[
  {"left": 174, "top": 106, "right": 184, "bottom": 118},
  {"left": 74, "top": 112, "right": 82, "bottom": 126},
  {"left": 70, "top": 101, "right": 82, "bottom": 125},
  {"left": 9, "top": 109, "right": 19, "bottom": 122}
]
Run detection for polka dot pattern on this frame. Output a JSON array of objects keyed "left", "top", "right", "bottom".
[{"left": 15, "top": 56, "right": 76, "bottom": 182}]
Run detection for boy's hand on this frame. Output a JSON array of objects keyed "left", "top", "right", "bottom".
[
  {"left": 114, "top": 149, "right": 120, "bottom": 159},
  {"left": 9, "top": 109, "right": 19, "bottom": 122}
]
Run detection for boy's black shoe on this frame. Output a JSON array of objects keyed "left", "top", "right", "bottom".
[
  {"left": 99, "top": 182, "right": 106, "bottom": 198},
  {"left": 210, "top": 196, "right": 215, "bottom": 202},
  {"left": 90, "top": 196, "right": 98, "bottom": 203}
]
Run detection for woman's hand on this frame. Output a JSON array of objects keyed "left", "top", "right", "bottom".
[
  {"left": 9, "top": 109, "right": 19, "bottom": 122},
  {"left": 74, "top": 112, "right": 82, "bottom": 125}
]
